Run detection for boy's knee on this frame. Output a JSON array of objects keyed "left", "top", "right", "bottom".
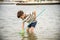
[{"left": 26, "top": 28, "right": 29, "bottom": 31}]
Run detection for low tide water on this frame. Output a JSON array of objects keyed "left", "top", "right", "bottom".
[{"left": 0, "top": 5, "right": 60, "bottom": 40}]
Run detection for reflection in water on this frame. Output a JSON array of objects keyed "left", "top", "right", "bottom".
[
  {"left": 21, "top": 32, "right": 37, "bottom": 40},
  {"left": 27, "top": 32, "right": 37, "bottom": 40}
]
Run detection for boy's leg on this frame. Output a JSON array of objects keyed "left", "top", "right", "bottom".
[
  {"left": 26, "top": 28, "right": 29, "bottom": 32},
  {"left": 26, "top": 27, "right": 34, "bottom": 33},
  {"left": 27, "top": 21, "right": 37, "bottom": 33},
  {"left": 29, "top": 27, "right": 34, "bottom": 33}
]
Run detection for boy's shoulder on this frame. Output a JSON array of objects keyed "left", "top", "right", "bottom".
[{"left": 26, "top": 13, "right": 31, "bottom": 17}]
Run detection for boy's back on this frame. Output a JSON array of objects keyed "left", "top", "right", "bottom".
[{"left": 23, "top": 13, "right": 36, "bottom": 24}]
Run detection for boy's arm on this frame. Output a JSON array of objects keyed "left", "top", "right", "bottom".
[
  {"left": 22, "top": 22, "right": 24, "bottom": 30},
  {"left": 32, "top": 10, "right": 36, "bottom": 19}
]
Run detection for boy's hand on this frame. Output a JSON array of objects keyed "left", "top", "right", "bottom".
[{"left": 20, "top": 29, "right": 25, "bottom": 34}]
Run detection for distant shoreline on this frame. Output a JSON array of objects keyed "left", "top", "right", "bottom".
[{"left": 0, "top": 1, "right": 60, "bottom": 5}]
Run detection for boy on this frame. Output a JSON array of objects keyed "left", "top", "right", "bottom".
[{"left": 17, "top": 10, "right": 37, "bottom": 33}]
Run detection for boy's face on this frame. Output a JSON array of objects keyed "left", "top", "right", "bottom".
[{"left": 20, "top": 14, "right": 25, "bottom": 19}]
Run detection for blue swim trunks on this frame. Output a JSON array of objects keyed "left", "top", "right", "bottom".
[{"left": 28, "top": 21, "right": 37, "bottom": 28}]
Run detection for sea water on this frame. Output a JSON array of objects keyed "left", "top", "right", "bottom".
[{"left": 0, "top": 5, "right": 60, "bottom": 40}]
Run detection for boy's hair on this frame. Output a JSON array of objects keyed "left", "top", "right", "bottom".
[{"left": 17, "top": 10, "right": 24, "bottom": 18}]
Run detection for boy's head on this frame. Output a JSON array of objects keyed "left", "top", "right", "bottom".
[{"left": 17, "top": 10, "right": 25, "bottom": 19}]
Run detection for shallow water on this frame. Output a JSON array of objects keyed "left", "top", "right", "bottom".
[{"left": 0, "top": 5, "right": 60, "bottom": 40}]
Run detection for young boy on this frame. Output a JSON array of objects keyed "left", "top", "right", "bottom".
[{"left": 17, "top": 10, "right": 37, "bottom": 33}]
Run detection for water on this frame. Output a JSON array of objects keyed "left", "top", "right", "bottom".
[{"left": 0, "top": 5, "right": 60, "bottom": 40}]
